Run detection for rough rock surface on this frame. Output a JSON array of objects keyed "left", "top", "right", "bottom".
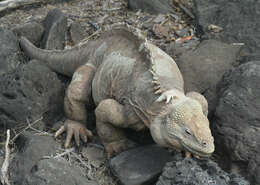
[
  {"left": 42, "top": 8, "right": 67, "bottom": 49},
  {"left": 156, "top": 154, "right": 250, "bottom": 185},
  {"left": 110, "top": 145, "right": 174, "bottom": 185},
  {"left": 9, "top": 131, "right": 96, "bottom": 185},
  {"left": 82, "top": 144, "right": 106, "bottom": 168},
  {"left": 213, "top": 61, "right": 260, "bottom": 185},
  {"left": 0, "top": 27, "right": 23, "bottom": 76},
  {"left": 176, "top": 39, "right": 241, "bottom": 115},
  {"left": 166, "top": 39, "right": 200, "bottom": 59},
  {"left": 9, "top": 131, "right": 61, "bottom": 184},
  {"left": 26, "top": 158, "right": 97, "bottom": 185},
  {"left": 128, "top": 0, "right": 174, "bottom": 14},
  {"left": 69, "top": 22, "right": 87, "bottom": 45},
  {"left": 193, "top": 0, "right": 260, "bottom": 61},
  {"left": 12, "top": 22, "right": 44, "bottom": 45},
  {"left": 0, "top": 60, "right": 64, "bottom": 129}
]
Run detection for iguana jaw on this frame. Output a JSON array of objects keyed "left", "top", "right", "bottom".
[
  {"left": 151, "top": 123, "right": 214, "bottom": 157},
  {"left": 150, "top": 122, "right": 214, "bottom": 157},
  {"left": 181, "top": 140, "right": 214, "bottom": 157}
]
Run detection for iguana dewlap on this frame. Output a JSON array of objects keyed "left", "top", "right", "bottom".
[{"left": 20, "top": 24, "right": 214, "bottom": 158}]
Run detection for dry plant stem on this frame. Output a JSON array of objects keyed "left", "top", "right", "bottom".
[
  {"left": 72, "top": 152, "right": 91, "bottom": 170},
  {"left": 53, "top": 148, "right": 75, "bottom": 159},
  {"left": 79, "top": 30, "right": 101, "bottom": 45},
  {"left": 72, "top": 152, "right": 94, "bottom": 179},
  {"left": 42, "top": 147, "right": 75, "bottom": 159},
  {"left": 1, "top": 129, "right": 11, "bottom": 185},
  {"left": 26, "top": 118, "right": 50, "bottom": 136},
  {"left": 10, "top": 116, "right": 43, "bottom": 143}
]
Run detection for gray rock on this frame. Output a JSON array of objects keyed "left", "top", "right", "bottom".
[
  {"left": 42, "top": 9, "right": 67, "bottom": 49},
  {"left": 110, "top": 145, "right": 174, "bottom": 185},
  {"left": 193, "top": 0, "right": 260, "bottom": 61},
  {"left": 128, "top": 0, "right": 175, "bottom": 14},
  {"left": 26, "top": 158, "right": 97, "bottom": 185},
  {"left": 213, "top": 61, "right": 260, "bottom": 185},
  {"left": 0, "top": 60, "right": 64, "bottom": 129},
  {"left": 176, "top": 40, "right": 241, "bottom": 115},
  {"left": 166, "top": 39, "right": 200, "bottom": 58},
  {"left": 82, "top": 144, "right": 106, "bottom": 168},
  {"left": 0, "top": 27, "right": 23, "bottom": 76},
  {"left": 69, "top": 22, "right": 87, "bottom": 45},
  {"left": 12, "top": 22, "right": 44, "bottom": 45},
  {"left": 157, "top": 154, "right": 250, "bottom": 185},
  {"left": 9, "top": 131, "right": 61, "bottom": 184},
  {"left": 9, "top": 132, "right": 96, "bottom": 185}
]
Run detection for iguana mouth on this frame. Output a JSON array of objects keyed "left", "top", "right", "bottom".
[{"left": 181, "top": 142, "right": 213, "bottom": 158}]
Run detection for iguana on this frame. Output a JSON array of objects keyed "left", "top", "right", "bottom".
[{"left": 20, "top": 24, "right": 214, "bottom": 158}]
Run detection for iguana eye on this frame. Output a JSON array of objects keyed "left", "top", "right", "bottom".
[{"left": 185, "top": 128, "right": 192, "bottom": 135}]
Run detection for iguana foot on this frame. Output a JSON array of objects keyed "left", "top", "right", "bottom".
[
  {"left": 105, "top": 139, "right": 136, "bottom": 158},
  {"left": 185, "top": 151, "right": 200, "bottom": 159},
  {"left": 185, "top": 151, "right": 191, "bottom": 158},
  {"left": 55, "top": 119, "right": 93, "bottom": 148}
]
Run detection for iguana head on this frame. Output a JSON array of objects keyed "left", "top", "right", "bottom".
[{"left": 150, "top": 97, "right": 214, "bottom": 157}]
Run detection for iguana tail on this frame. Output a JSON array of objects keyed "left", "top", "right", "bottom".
[{"left": 20, "top": 37, "right": 93, "bottom": 77}]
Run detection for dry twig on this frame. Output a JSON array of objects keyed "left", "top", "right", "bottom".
[
  {"left": 54, "top": 148, "right": 75, "bottom": 159},
  {"left": 1, "top": 129, "right": 11, "bottom": 185},
  {"left": 10, "top": 117, "right": 43, "bottom": 143},
  {"left": 42, "top": 147, "right": 75, "bottom": 159}
]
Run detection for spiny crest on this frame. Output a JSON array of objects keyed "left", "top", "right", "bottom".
[
  {"left": 150, "top": 64, "right": 179, "bottom": 104},
  {"left": 146, "top": 46, "right": 179, "bottom": 104},
  {"left": 150, "top": 61, "right": 163, "bottom": 95},
  {"left": 147, "top": 51, "right": 164, "bottom": 96}
]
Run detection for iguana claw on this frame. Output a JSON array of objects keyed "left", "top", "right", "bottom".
[
  {"left": 185, "top": 151, "right": 191, "bottom": 158},
  {"left": 55, "top": 120, "right": 93, "bottom": 148}
]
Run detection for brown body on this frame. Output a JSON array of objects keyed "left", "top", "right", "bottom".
[{"left": 20, "top": 24, "right": 214, "bottom": 157}]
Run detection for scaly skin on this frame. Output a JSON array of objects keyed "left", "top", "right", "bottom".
[{"left": 20, "top": 24, "right": 214, "bottom": 158}]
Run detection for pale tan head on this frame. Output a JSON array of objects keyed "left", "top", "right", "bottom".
[{"left": 150, "top": 97, "right": 215, "bottom": 157}]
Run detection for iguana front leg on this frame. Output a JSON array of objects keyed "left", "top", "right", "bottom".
[
  {"left": 95, "top": 99, "right": 136, "bottom": 157},
  {"left": 55, "top": 64, "right": 95, "bottom": 147}
]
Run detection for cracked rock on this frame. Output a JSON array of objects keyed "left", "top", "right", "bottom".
[
  {"left": 0, "top": 60, "right": 64, "bottom": 129},
  {"left": 157, "top": 154, "right": 250, "bottom": 185},
  {"left": 9, "top": 131, "right": 97, "bottom": 185},
  {"left": 214, "top": 61, "right": 260, "bottom": 185}
]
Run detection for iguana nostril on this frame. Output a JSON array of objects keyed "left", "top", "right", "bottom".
[{"left": 202, "top": 141, "right": 207, "bottom": 146}]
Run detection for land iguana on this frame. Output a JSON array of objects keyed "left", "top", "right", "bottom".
[{"left": 19, "top": 24, "right": 214, "bottom": 158}]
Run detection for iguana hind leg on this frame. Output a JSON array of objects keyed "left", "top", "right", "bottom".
[
  {"left": 95, "top": 99, "right": 136, "bottom": 158},
  {"left": 55, "top": 64, "right": 95, "bottom": 148}
]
